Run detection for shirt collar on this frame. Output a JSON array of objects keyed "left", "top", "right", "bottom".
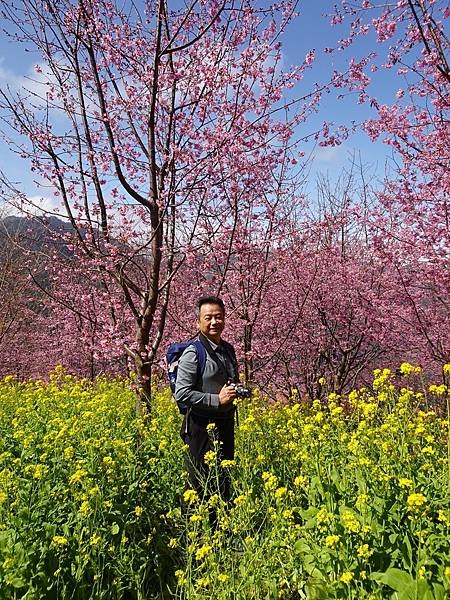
[{"left": 199, "top": 332, "right": 221, "bottom": 351}]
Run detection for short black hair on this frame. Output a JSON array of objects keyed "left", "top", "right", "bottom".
[{"left": 196, "top": 296, "right": 225, "bottom": 319}]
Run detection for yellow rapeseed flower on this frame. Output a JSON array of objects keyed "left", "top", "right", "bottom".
[
  {"left": 407, "top": 493, "right": 427, "bottom": 512},
  {"left": 357, "top": 544, "right": 374, "bottom": 559},
  {"left": 314, "top": 411, "right": 324, "bottom": 423},
  {"left": 233, "top": 494, "right": 247, "bottom": 506},
  {"left": 316, "top": 507, "right": 334, "bottom": 531},
  {"left": 355, "top": 494, "right": 368, "bottom": 508},
  {"left": 183, "top": 489, "right": 199, "bottom": 505},
  {"left": 294, "top": 475, "right": 307, "bottom": 487},
  {"left": 102, "top": 456, "right": 115, "bottom": 468},
  {"left": 190, "top": 514, "right": 202, "bottom": 523},
  {"left": 89, "top": 533, "right": 101, "bottom": 546},
  {"left": 340, "top": 571, "right": 354, "bottom": 584},
  {"left": 69, "top": 469, "right": 88, "bottom": 485},
  {"left": 275, "top": 487, "right": 287, "bottom": 499},
  {"left": 325, "top": 535, "right": 340, "bottom": 549},
  {"left": 52, "top": 535, "right": 68, "bottom": 546},
  {"left": 341, "top": 511, "right": 361, "bottom": 533},
  {"left": 429, "top": 384, "right": 447, "bottom": 396},
  {"left": 399, "top": 363, "right": 422, "bottom": 375},
  {"left": 26, "top": 464, "right": 47, "bottom": 480},
  {"left": 175, "top": 569, "right": 186, "bottom": 585},
  {"left": 438, "top": 510, "right": 449, "bottom": 524},
  {"left": 195, "top": 544, "right": 212, "bottom": 561},
  {"left": 399, "top": 478, "right": 413, "bottom": 488},
  {"left": 79, "top": 500, "right": 90, "bottom": 516},
  {"left": 262, "top": 471, "right": 278, "bottom": 490},
  {"left": 204, "top": 450, "right": 216, "bottom": 466},
  {"left": 208, "top": 494, "right": 220, "bottom": 507}
]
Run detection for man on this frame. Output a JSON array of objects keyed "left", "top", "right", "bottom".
[{"left": 175, "top": 295, "right": 238, "bottom": 515}]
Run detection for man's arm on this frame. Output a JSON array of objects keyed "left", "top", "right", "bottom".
[{"left": 175, "top": 345, "right": 220, "bottom": 408}]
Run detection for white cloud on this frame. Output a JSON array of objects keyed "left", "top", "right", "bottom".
[
  {"left": 3, "top": 194, "right": 65, "bottom": 219},
  {"left": 313, "top": 145, "right": 343, "bottom": 163},
  {"left": 0, "top": 55, "right": 85, "bottom": 118}
]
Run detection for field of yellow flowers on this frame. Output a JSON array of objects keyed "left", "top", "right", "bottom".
[{"left": 0, "top": 365, "right": 449, "bottom": 599}]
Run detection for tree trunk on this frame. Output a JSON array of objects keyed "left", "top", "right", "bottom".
[{"left": 134, "top": 355, "right": 152, "bottom": 417}]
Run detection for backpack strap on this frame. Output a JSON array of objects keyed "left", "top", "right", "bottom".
[{"left": 190, "top": 339, "right": 207, "bottom": 382}]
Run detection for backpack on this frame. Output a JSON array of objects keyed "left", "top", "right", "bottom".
[{"left": 166, "top": 339, "right": 207, "bottom": 414}]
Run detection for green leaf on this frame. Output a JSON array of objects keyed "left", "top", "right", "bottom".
[
  {"left": 398, "top": 579, "right": 436, "bottom": 600},
  {"left": 310, "top": 476, "right": 324, "bottom": 497},
  {"left": 294, "top": 539, "right": 311, "bottom": 555},
  {"left": 303, "top": 562, "right": 324, "bottom": 579},
  {"left": 10, "top": 576, "right": 26, "bottom": 589},
  {"left": 370, "top": 568, "right": 414, "bottom": 592},
  {"left": 305, "top": 578, "right": 329, "bottom": 600},
  {"left": 431, "top": 582, "right": 446, "bottom": 600},
  {"left": 0, "top": 529, "right": 13, "bottom": 551},
  {"left": 371, "top": 571, "right": 436, "bottom": 600},
  {"left": 304, "top": 517, "right": 317, "bottom": 530},
  {"left": 300, "top": 507, "right": 319, "bottom": 519},
  {"left": 389, "top": 532, "right": 398, "bottom": 544},
  {"left": 354, "top": 468, "right": 365, "bottom": 490},
  {"left": 111, "top": 522, "right": 120, "bottom": 535}
]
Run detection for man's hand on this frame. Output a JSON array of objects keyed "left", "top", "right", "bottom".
[{"left": 218, "top": 383, "right": 237, "bottom": 405}]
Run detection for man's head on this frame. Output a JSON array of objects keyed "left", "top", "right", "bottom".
[{"left": 196, "top": 296, "right": 225, "bottom": 344}]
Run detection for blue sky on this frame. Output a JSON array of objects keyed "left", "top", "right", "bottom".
[
  {"left": 0, "top": 1, "right": 401, "bottom": 212},
  {"left": 281, "top": 3, "right": 401, "bottom": 189}
]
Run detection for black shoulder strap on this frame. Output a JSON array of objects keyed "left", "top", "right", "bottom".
[{"left": 221, "top": 340, "right": 238, "bottom": 378}]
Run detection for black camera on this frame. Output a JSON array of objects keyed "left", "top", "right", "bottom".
[{"left": 229, "top": 381, "right": 251, "bottom": 399}]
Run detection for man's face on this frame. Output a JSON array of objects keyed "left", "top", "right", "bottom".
[{"left": 197, "top": 303, "right": 225, "bottom": 343}]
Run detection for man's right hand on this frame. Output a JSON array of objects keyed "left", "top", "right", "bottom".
[{"left": 218, "top": 383, "right": 237, "bottom": 405}]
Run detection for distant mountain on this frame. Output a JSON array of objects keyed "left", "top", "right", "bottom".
[
  {"left": 1, "top": 214, "right": 71, "bottom": 241},
  {"left": 0, "top": 215, "right": 74, "bottom": 256}
]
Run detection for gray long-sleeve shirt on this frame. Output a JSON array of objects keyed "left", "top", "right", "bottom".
[{"left": 175, "top": 334, "right": 237, "bottom": 418}]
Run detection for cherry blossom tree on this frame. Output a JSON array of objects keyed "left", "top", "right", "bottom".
[
  {"left": 329, "top": 0, "right": 450, "bottom": 369},
  {"left": 0, "top": 0, "right": 321, "bottom": 410}
]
